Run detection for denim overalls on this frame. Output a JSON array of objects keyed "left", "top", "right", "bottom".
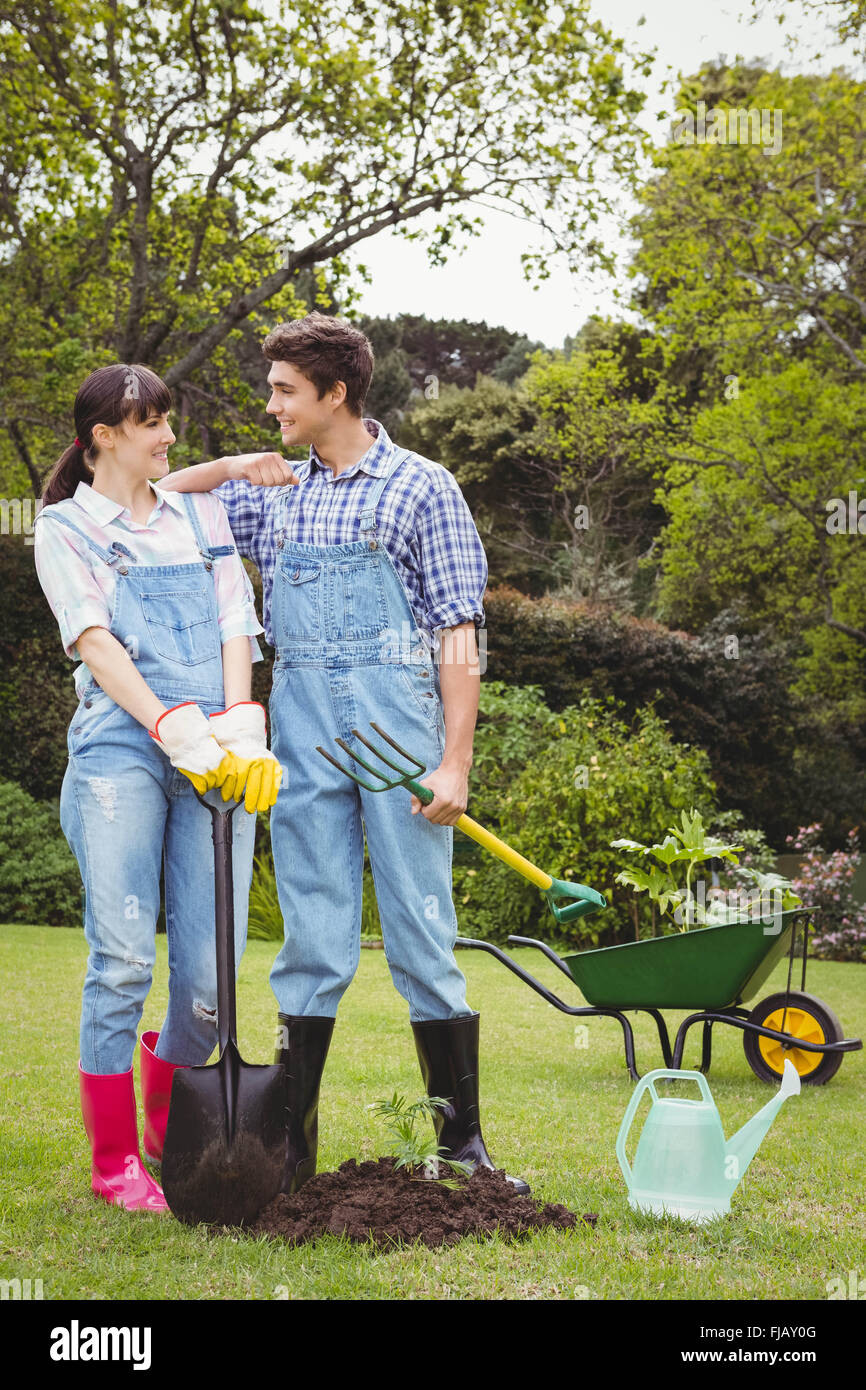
[
  {"left": 268, "top": 444, "right": 470, "bottom": 1021},
  {"left": 36, "top": 492, "right": 255, "bottom": 1074}
]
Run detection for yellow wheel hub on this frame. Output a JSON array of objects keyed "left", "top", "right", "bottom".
[{"left": 758, "top": 1005, "right": 825, "bottom": 1077}]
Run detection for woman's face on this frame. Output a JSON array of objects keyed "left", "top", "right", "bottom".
[{"left": 93, "top": 410, "right": 176, "bottom": 477}]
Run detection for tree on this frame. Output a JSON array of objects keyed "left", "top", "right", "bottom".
[
  {"left": 403, "top": 343, "right": 663, "bottom": 604},
  {"left": 653, "top": 361, "right": 866, "bottom": 724},
  {"left": 0, "top": 0, "right": 654, "bottom": 489},
  {"left": 356, "top": 313, "right": 535, "bottom": 432},
  {"left": 630, "top": 62, "right": 866, "bottom": 394}
]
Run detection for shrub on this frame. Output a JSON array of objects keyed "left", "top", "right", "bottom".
[
  {"left": 482, "top": 587, "right": 865, "bottom": 846},
  {"left": 0, "top": 779, "right": 82, "bottom": 925},
  {"left": 453, "top": 683, "right": 720, "bottom": 949},
  {"left": 788, "top": 824, "right": 866, "bottom": 963}
]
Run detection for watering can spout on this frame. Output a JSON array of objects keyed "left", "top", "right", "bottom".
[{"left": 724, "top": 1059, "right": 800, "bottom": 1189}]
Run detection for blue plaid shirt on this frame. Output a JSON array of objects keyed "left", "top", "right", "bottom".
[{"left": 214, "top": 418, "right": 487, "bottom": 647}]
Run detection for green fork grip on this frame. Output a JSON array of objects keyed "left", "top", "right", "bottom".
[
  {"left": 544, "top": 877, "right": 607, "bottom": 925},
  {"left": 407, "top": 778, "right": 435, "bottom": 806}
]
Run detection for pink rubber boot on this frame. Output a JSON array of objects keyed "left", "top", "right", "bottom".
[
  {"left": 139, "top": 1030, "right": 185, "bottom": 1167},
  {"left": 78, "top": 1062, "right": 168, "bottom": 1213}
]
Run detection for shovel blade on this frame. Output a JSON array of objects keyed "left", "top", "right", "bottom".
[{"left": 161, "top": 1040, "right": 287, "bottom": 1227}]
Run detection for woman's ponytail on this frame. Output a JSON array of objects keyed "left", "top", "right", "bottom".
[{"left": 42, "top": 439, "right": 95, "bottom": 507}]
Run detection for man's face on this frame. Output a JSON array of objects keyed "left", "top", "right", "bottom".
[{"left": 266, "top": 362, "right": 341, "bottom": 446}]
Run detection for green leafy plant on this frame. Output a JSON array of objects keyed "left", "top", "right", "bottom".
[
  {"left": 611, "top": 808, "right": 801, "bottom": 932},
  {"left": 369, "top": 1093, "right": 473, "bottom": 1187},
  {"left": 454, "top": 683, "right": 721, "bottom": 948}
]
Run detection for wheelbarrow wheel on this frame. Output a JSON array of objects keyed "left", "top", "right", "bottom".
[{"left": 743, "top": 991, "right": 845, "bottom": 1086}]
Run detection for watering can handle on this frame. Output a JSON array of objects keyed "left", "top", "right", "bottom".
[{"left": 615, "top": 1069, "right": 714, "bottom": 1190}]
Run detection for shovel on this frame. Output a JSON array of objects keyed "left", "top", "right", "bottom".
[
  {"left": 317, "top": 723, "right": 606, "bottom": 926},
  {"left": 161, "top": 788, "right": 287, "bottom": 1226}
]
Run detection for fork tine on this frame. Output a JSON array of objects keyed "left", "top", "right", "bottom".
[
  {"left": 316, "top": 744, "right": 384, "bottom": 792},
  {"left": 334, "top": 737, "right": 397, "bottom": 787},
  {"left": 353, "top": 725, "right": 426, "bottom": 778},
  {"left": 316, "top": 723, "right": 428, "bottom": 795}
]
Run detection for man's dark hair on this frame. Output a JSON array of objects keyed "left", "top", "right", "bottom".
[{"left": 262, "top": 312, "right": 374, "bottom": 417}]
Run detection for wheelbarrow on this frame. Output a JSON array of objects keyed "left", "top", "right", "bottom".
[
  {"left": 458, "top": 909, "right": 862, "bottom": 1084},
  {"left": 315, "top": 724, "right": 861, "bottom": 1086}
]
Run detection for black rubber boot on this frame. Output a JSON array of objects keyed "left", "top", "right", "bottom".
[
  {"left": 274, "top": 1014, "right": 335, "bottom": 1194},
  {"left": 411, "top": 1012, "right": 530, "bottom": 1195}
]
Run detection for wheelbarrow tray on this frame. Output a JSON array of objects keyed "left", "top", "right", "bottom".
[{"left": 562, "top": 911, "right": 801, "bottom": 1010}]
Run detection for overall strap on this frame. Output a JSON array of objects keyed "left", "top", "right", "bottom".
[
  {"left": 179, "top": 491, "right": 236, "bottom": 567},
  {"left": 35, "top": 509, "right": 138, "bottom": 569},
  {"left": 358, "top": 446, "right": 412, "bottom": 536}
]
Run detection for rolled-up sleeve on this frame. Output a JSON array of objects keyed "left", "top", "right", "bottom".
[
  {"left": 33, "top": 515, "right": 112, "bottom": 660},
  {"left": 414, "top": 474, "right": 488, "bottom": 630},
  {"left": 212, "top": 478, "right": 265, "bottom": 561},
  {"left": 197, "top": 493, "right": 265, "bottom": 663}
]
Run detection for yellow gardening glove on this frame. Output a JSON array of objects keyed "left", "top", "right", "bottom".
[
  {"left": 208, "top": 702, "right": 283, "bottom": 814},
  {"left": 149, "top": 702, "right": 244, "bottom": 799}
]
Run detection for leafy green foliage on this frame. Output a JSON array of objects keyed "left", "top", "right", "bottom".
[
  {"left": 0, "top": 0, "right": 655, "bottom": 492},
  {"left": 0, "top": 780, "right": 82, "bottom": 926},
  {"left": 369, "top": 1093, "right": 472, "bottom": 1185},
  {"left": 479, "top": 587, "right": 865, "bottom": 846},
  {"left": 611, "top": 809, "right": 802, "bottom": 933},
  {"left": 454, "top": 683, "right": 720, "bottom": 947},
  {"left": 402, "top": 344, "right": 663, "bottom": 605},
  {"left": 652, "top": 364, "right": 866, "bottom": 727}
]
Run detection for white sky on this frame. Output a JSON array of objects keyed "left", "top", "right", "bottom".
[{"left": 348, "top": 2, "right": 861, "bottom": 348}]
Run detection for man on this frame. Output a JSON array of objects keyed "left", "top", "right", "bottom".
[{"left": 161, "top": 311, "right": 527, "bottom": 1193}]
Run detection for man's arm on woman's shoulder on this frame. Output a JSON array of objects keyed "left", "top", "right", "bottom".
[{"left": 158, "top": 452, "right": 300, "bottom": 558}]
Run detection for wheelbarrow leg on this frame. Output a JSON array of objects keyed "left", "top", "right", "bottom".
[
  {"left": 459, "top": 938, "right": 644, "bottom": 1079},
  {"left": 619, "top": 1014, "right": 641, "bottom": 1082},
  {"left": 700, "top": 1019, "right": 713, "bottom": 1074}
]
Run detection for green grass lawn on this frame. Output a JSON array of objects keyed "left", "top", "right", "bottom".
[{"left": 1, "top": 923, "right": 863, "bottom": 1301}]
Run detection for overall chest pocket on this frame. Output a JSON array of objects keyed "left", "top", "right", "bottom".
[
  {"left": 277, "top": 562, "right": 323, "bottom": 640},
  {"left": 333, "top": 557, "right": 389, "bottom": 641},
  {"left": 139, "top": 589, "right": 220, "bottom": 666}
]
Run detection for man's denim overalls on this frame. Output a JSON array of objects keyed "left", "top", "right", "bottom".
[
  {"left": 268, "top": 444, "right": 470, "bottom": 1020},
  {"left": 37, "top": 493, "right": 255, "bottom": 1074}
]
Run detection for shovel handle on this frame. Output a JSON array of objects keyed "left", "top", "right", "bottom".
[{"left": 193, "top": 788, "right": 242, "bottom": 1054}]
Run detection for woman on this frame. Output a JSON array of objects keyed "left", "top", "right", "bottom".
[{"left": 34, "top": 363, "right": 282, "bottom": 1213}]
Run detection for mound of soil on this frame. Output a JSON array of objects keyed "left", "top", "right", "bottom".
[{"left": 249, "top": 1157, "right": 597, "bottom": 1249}]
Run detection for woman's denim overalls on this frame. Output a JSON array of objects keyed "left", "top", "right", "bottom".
[
  {"left": 268, "top": 444, "right": 470, "bottom": 1021},
  {"left": 38, "top": 493, "right": 255, "bottom": 1074}
]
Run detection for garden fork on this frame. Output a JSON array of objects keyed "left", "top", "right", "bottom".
[{"left": 317, "top": 723, "right": 606, "bottom": 926}]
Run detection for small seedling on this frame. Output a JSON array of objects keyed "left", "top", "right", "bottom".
[{"left": 369, "top": 1092, "right": 473, "bottom": 1187}]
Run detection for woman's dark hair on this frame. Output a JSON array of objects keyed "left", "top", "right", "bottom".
[
  {"left": 261, "top": 312, "right": 374, "bottom": 417},
  {"left": 42, "top": 364, "right": 172, "bottom": 505}
]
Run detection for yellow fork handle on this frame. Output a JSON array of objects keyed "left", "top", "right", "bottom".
[{"left": 453, "top": 813, "right": 553, "bottom": 891}]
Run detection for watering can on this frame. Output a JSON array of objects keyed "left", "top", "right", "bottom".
[{"left": 616, "top": 1060, "right": 800, "bottom": 1223}]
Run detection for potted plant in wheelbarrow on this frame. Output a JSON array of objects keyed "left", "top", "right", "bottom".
[{"left": 458, "top": 810, "right": 862, "bottom": 1084}]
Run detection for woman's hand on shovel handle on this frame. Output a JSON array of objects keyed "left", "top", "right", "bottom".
[{"left": 410, "top": 764, "right": 469, "bottom": 825}]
